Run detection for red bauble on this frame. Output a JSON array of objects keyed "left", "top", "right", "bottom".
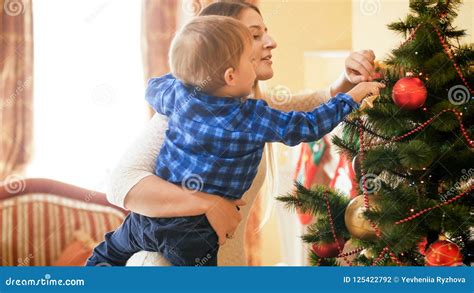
[
  {"left": 312, "top": 237, "right": 346, "bottom": 258},
  {"left": 392, "top": 77, "right": 427, "bottom": 110},
  {"left": 425, "top": 239, "right": 463, "bottom": 266},
  {"left": 297, "top": 208, "right": 313, "bottom": 225},
  {"left": 298, "top": 213, "right": 313, "bottom": 225}
]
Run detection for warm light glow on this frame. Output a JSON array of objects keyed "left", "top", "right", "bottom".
[{"left": 28, "top": 0, "right": 148, "bottom": 191}]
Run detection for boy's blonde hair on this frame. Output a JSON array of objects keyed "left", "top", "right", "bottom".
[{"left": 169, "top": 15, "right": 253, "bottom": 92}]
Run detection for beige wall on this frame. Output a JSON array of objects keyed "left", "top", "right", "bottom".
[
  {"left": 352, "top": 0, "right": 474, "bottom": 59},
  {"left": 260, "top": 0, "right": 353, "bottom": 92}
]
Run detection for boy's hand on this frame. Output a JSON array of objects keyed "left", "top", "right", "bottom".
[{"left": 347, "top": 81, "right": 386, "bottom": 104}]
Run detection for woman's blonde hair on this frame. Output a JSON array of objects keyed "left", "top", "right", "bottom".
[{"left": 169, "top": 15, "right": 253, "bottom": 92}]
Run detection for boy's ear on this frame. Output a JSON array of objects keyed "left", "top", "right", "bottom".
[{"left": 223, "top": 67, "right": 236, "bottom": 86}]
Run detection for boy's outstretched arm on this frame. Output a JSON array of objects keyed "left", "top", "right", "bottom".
[{"left": 242, "top": 93, "right": 359, "bottom": 146}]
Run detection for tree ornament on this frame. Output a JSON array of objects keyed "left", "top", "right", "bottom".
[
  {"left": 351, "top": 154, "right": 362, "bottom": 178},
  {"left": 425, "top": 235, "right": 463, "bottom": 266},
  {"left": 392, "top": 77, "right": 427, "bottom": 110},
  {"left": 344, "top": 195, "right": 380, "bottom": 240},
  {"left": 360, "top": 248, "right": 375, "bottom": 259},
  {"left": 418, "top": 237, "right": 428, "bottom": 255},
  {"left": 297, "top": 209, "right": 313, "bottom": 225},
  {"left": 311, "top": 237, "right": 346, "bottom": 258}
]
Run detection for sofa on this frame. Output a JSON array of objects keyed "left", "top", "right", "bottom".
[{"left": 0, "top": 178, "right": 128, "bottom": 266}]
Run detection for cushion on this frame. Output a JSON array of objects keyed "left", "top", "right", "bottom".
[
  {"left": 0, "top": 193, "right": 125, "bottom": 266},
  {"left": 53, "top": 230, "right": 98, "bottom": 266}
]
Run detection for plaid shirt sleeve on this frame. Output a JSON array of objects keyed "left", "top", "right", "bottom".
[
  {"left": 242, "top": 93, "right": 359, "bottom": 146},
  {"left": 145, "top": 75, "right": 176, "bottom": 116}
]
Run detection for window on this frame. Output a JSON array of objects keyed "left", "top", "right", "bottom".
[{"left": 29, "top": 0, "right": 148, "bottom": 191}]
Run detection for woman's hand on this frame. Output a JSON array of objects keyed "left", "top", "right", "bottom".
[
  {"left": 330, "top": 50, "right": 382, "bottom": 96},
  {"left": 344, "top": 49, "right": 382, "bottom": 83},
  {"left": 203, "top": 194, "right": 246, "bottom": 246}
]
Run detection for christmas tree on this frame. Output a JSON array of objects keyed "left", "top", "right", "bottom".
[{"left": 278, "top": 0, "right": 473, "bottom": 266}]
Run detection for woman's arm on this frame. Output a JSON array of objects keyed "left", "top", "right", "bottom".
[
  {"left": 106, "top": 113, "right": 211, "bottom": 216},
  {"left": 264, "top": 50, "right": 378, "bottom": 112},
  {"left": 263, "top": 88, "right": 331, "bottom": 112},
  {"left": 106, "top": 113, "right": 244, "bottom": 244}
]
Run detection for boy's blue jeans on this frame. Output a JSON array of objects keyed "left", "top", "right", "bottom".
[{"left": 85, "top": 212, "right": 219, "bottom": 266}]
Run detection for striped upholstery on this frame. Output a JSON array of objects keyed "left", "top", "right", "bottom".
[{"left": 0, "top": 180, "right": 127, "bottom": 266}]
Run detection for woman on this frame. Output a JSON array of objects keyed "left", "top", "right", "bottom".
[{"left": 106, "top": 1, "right": 378, "bottom": 266}]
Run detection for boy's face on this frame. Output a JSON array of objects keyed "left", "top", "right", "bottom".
[{"left": 233, "top": 42, "right": 257, "bottom": 97}]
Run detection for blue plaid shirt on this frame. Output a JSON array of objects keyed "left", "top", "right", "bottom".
[{"left": 146, "top": 74, "right": 359, "bottom": 199}]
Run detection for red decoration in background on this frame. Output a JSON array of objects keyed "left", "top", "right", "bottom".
[
  {"left": 425, "top": 239, "right": 463, "bottom": 266},
  {"left": 293, "top": 139, "right": 331, "bottom": 225},
  {"left": 392, "top": 77, "right": 427, "bottom": 110},
  {"left": 312, "top": 237, "right": 346, "bottom": 258},
  {"left": 418, "top": 237, "right": 428, "bottom": 255},
  {"left": 294, "top": 143, "right": 315, "bottom": 225}
]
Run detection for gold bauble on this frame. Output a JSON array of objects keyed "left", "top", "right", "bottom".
[
  {"left": 344, "top": 195, "right": 380, "bottom": 240},
  {"left": 360, "top": 248, "right": 375, "bottom": 259}
]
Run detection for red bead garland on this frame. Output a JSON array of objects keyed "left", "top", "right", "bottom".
[
  {"left": 364, "top": 109, "right": 473, "bottom": 149},
  {"left": 395, "top": 185, "right": 473, "bottom": 225},
  {"left": 337, "top": 248, "right": 364, "bottom": 258},
  {"left": 357, "top": 121, "right": 402, "bottom": 266},
  {"left": 431, "top": 24, "right": 474, "bottom": 95},
  {"left": 352, "top": 109, "right": 472, "bottom": 265},
  {"left": 323, "top": 191, "right": 353, "bottom": 266},
  {"left": 400, "top": 23, "right": 473, "bottom": 95}
]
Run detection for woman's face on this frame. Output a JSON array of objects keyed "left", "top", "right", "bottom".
[{"left": 238, "top": 8, "right": 277, "bottom": 81}]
